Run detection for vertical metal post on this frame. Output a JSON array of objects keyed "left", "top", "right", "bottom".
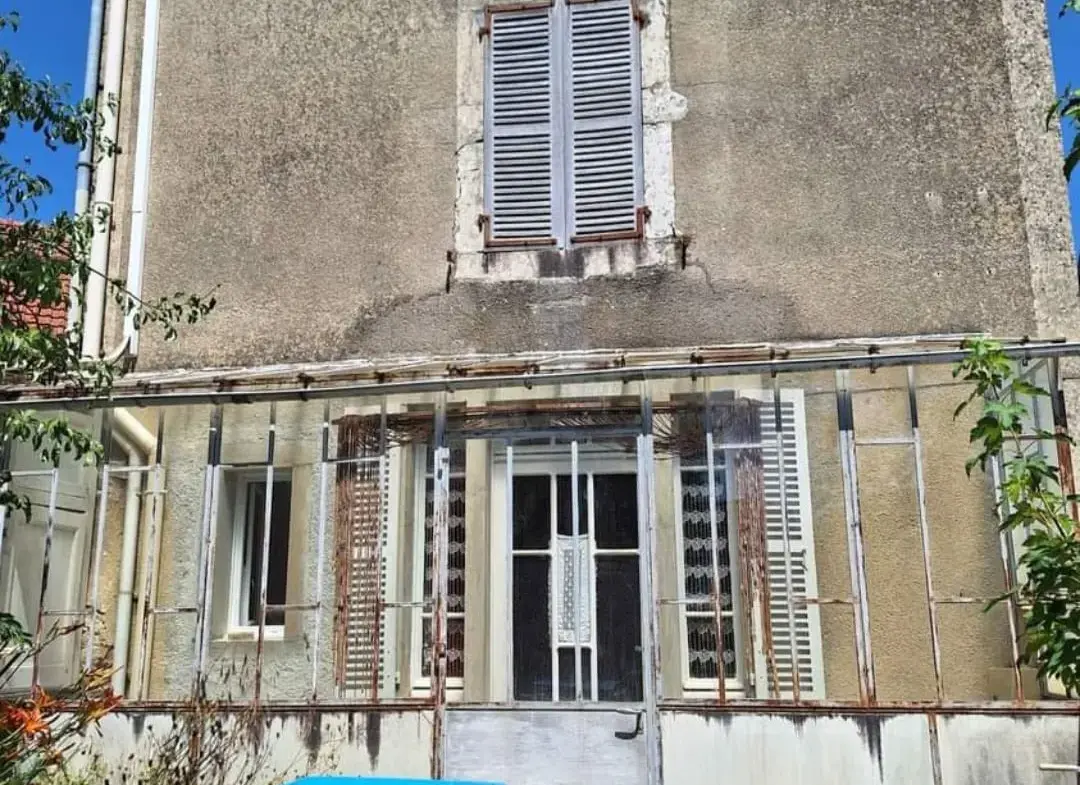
[
  {"left": 0, "top": 439, "right": 10, "bottom": 568},
  {"left": 370, "top": 400, "right": 389, "bottom": 701},
  {"left": 253, "top": 403, "right": 277, "bottom": 703},
  {"left": 134, "top": 411, "right": 165, "bottom": 700},
  {"left": 369, "top": 399, "right": 390, "bottom": 699},
  {"left": 1047, "top": 358, "right": 1079, "bottom": 523},
  {"left": 571, "top": 439, "right": 583, "bottom": 702},
  {"left": 430, "top": 397, "right": 450, "bottom": 780},
  {"left": 192, "top": 406, "right": 223, "bottom": 697},
  {"left": 637, "top": 388, "right": 663, "bottom": 785},
  {"left": 907, "top": 366, "right": 944, "bottom": 702},
  {"left": 835, "top": 370, "right": 876, "bottom": 704},
  {"left": 311, "top": 401, "right": 331, "bottom": 701},
  {"left": 31, "top": 467, "right": 60, "bottom": 691},
  {"left": 550, "top": 468, "right": 559, "bottom": 703},
  {"left": 991, "top": 453, "right": 1025, "bottom": 701},
  {"left": 772, "top": 379, "right": 801, "bottom": 702},
  {"left": 85, "top": 461, "right": 112, "bottom": 670},
  {"left": 927, "top": 713, "right": 944, "bottom": 785},
  {"left": 504, "top": 442, "right": 514, "bottom": 703},
  {"left": 704, "top": 424, "right": 727, "bottom": 703}
]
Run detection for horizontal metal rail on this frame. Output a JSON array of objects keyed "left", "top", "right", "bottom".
[{"left": 4, "top": 340, "right": 1080, "bottom": 411}]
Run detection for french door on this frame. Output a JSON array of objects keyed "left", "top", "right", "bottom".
[{"left": 507, "top": 448, "right": 643, "bottom": 702}]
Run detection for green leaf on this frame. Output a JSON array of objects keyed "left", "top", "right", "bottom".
[{"left": 1065, "top": 143, "right": 1080, "bottom": 182}]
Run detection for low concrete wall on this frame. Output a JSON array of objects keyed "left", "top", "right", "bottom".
[
  {"left": 76, "top": 708, "right": 1079, "bottom": 785},
  {"left": 86, "top": 710, "right": 434, "bottom": 781},
  {"left": 661, "top": 711, "right": 1079, "bottom": 785}
]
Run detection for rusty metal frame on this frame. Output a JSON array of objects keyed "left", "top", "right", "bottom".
[
  {"left": 310, "top": 401, "right": 331, "bottom": 701},
  {"left": 192, "top": 406, "right": 224, "bottom": 696},
  {"left": 637, "top": 386, "right": 663, "bottom": 785},
  {"left": 429, "top": 395, "right": 451, "bottom": 779},
  {"left": 570, "top": 439, "right": 584, "bottom": 701},
  {"left": 14, "top": 346, "right": 1080, "bottom": 717},
  {"left": 704, "top": 424, "right": 727, "bottom": 703},
  {"left": 11, "top": 339, "right": 1080, "bottom": 412},
  {"left": 503, "top": 440, "right": 515, "bottom": 703},
  {"left": 835, "top": 370, "right": 876, "bottom": 704},
  {"left": 253, "top": 403, "right": 278, "bottom": 703},
  {"left": 29, "top": 467, "right": 60, "bottom": 691},
  {"left": 132, "top": 411, "right": 166, "bottom": 700},
  {"left": 990, "top": 453, "right": 1025, "bottom": 701},
  {"left": 84, "top": 459, "right": 110, "bottom": 671},
  {"left": 907, "top": 366, "right": 945, "bottom": 702}
]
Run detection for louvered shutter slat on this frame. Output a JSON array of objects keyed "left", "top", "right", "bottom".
[
  {"left": 488, "top": 10, "right": 556, "bottom": 242},
  {"left": 756, "top": 394, "right": 824, "bottom": 699},
  {"left": 568, "top": 1, "right": 640, "bottom": 239}
]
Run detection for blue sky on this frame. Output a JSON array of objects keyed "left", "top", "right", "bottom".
[
  {"left": 2, "top": 1, "right": 90, "bottom": 219},
  {"left": 2, "top": 1, "right": 1080, "bottom": 240},
  {"left": 1049, "top": 2, "right": 1080, "bottom": 249}
]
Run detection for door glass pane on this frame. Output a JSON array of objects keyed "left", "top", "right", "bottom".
[
  {"left": 596, "top": 555, "right": 642, "bottom": 701},
  {"left": 556, "top": 474, "right": 589, "bottom": 536},
  {"left": 513, "top": 475, "right": 551, "bottom": 550},
  {"left": 557, "top": 647, "right": 592, "bottom": 701},
  {"left": 513, "top": 556, "right": 551, "bottom": 700},
  {"left": 593, "top": 473, "right": 638, "bottom": 549}
]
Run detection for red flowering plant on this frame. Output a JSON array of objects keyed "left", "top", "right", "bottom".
[{"left": 0, "top": 613, "right": 119, "bottom": 785}]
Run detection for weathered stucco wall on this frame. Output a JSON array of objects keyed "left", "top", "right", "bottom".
[{"left": 101, "top": 0, "right": 1076, "bottom": 372}]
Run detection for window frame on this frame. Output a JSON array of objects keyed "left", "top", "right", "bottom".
[
  {"left": 482, "top": 0, "right": 645, "bottom": 250},
  {"left": 492, "top": 444, "right": 643, "bottom": 704},
  {"left": 409, "top": 444, "right": 466, "bottom": 696},
  {"left": 225, "top": 468, "right": 292, "bottom": 642},
  {"left": 672, "top": 450, "right": 746, "bottom": 695}
]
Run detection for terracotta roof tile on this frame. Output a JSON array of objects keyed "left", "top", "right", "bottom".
[{"left": 0, "top": 219, "right": 69, "bottom": 337}]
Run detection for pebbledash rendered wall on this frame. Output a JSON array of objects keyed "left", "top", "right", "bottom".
[{"left": 98, "top": 0, "right": 1079, "bottom": 370}]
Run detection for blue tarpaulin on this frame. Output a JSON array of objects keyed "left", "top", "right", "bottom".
[{"left": 290, "top": 778, "right": 504, "bottom": 785}]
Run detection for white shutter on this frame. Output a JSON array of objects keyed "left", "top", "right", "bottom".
[
  {"left": 567, "top": 0, "right": 641, "bottom": 240},
  {"left": 0, "top": 414, "right": 96, "bottom": 690},
  {"left": 486, "top": 7, "right": 557, "bottom": 243},
  {"left": 755, "top": 391, "right": 824, "bottom": 699}
]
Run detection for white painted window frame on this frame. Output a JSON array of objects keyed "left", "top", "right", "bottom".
[
  {"left": 672, "top": 451, "right": 746, "bottom": 695},
  {"left": 225, "top": 468, "right": 291, "bottom": 642},
  {"left": 490, "top": 443, "right": 641, "bottom": 704},
  {"left": 670, "top": 389, "right": 824, "bottom": 699},
  {"left": 409, "top": 444, "right": 465, "bottom": 697}
]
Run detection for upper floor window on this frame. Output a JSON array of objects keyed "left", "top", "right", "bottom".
[{"left": 483, "top": 0, "right": 644, "bottom": 249}]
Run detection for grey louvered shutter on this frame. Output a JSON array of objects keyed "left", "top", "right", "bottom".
[
  {"left": 567, "top": 0, "right": 642, "bottom": 240},
  {"left": 755, "top": 391, "right": 824, "bottom": 699},
  {"left": 486, "top": 8, "right": 557, "bottom": 243}
]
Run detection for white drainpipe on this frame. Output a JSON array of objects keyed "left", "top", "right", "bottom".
[
  {"left": 113, "top": 0, "right": 162, "bottom": 362},
  {"left": 110, "top": 409, "right": 155, "bottom": 696},
  {"left": 80, "top": 0, "right": 130, "bottom": 359},
  {"left": 66, "top": 0, "right": 106, "bottom": 334}
]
